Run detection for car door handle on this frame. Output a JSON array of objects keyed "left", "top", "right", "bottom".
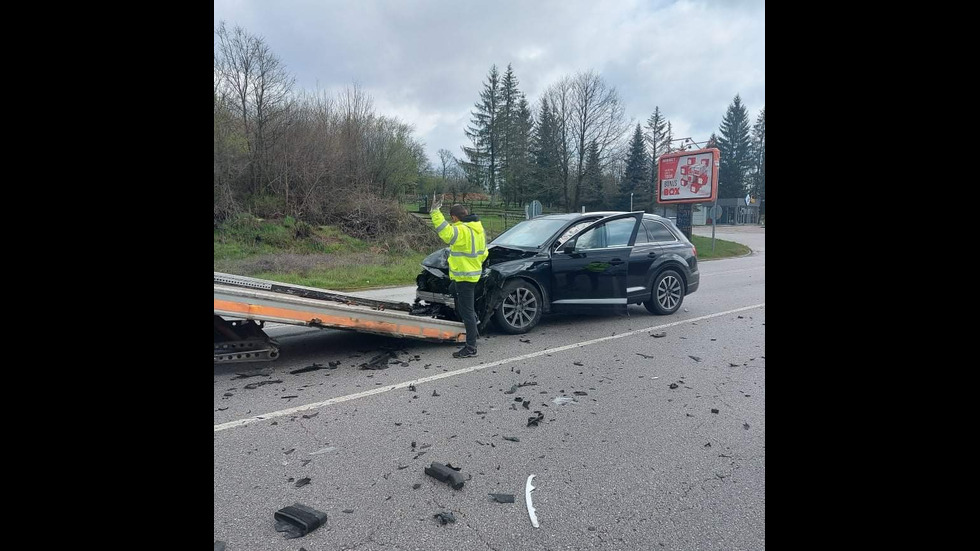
[
  {"left": 647, "top": 252, "right": 658, "bottom": 258},
  {"left": 609, "top": 259, "right": 624, "bottom": 265}
]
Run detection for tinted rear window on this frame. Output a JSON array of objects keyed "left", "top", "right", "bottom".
[{"left": 647, "top": 221, "right": 677, "bottom": 242}]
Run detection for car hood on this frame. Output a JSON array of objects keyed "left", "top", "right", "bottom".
[{"left": 421, "top": 245, "right": 538, "bottom": 271}]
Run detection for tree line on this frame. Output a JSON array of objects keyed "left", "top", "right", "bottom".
[{"left": 214, "top": 23, "right": 765, "bottom": 229}]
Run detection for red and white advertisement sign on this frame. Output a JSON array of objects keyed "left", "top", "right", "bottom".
[{"left": 657, "top": 148, "right": 719, "bottom": 204}]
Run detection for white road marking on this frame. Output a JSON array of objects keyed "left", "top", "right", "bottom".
[{"left": 214, "top": 303, "right": 765, "bottom": 432}]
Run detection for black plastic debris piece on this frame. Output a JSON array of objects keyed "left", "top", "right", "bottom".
[
  {"left": 284, "top": 448, "right": 295, "bottom": 455},
  {"left": 704, "top": 443, "right": 711, "bottom": 448},
  {"left": 398, "top": 464, "right": 409, "bottom": 470},
  {"left": 489, "top": 493, "right": 515, "bottom": 503},
  {"left": 432, "top": 390, "right": 440, "bottom": 397},
  {"left": 412, "top": 441, "right": 417, "bottom": 449},
  {"left": 527, "top": 411, "right": 545, "bottom": 427},
  {"left": 232, "top": 368, "right": 273, "bottom": 379},
  {"left": 412, "top": 483, "right": 422, "bottom": 489},
  {"left": 294, "top": 477, "right": 311, "bottom": 488},
  {"left": 425, "top": 462, "right": 465, "bottom": 489},
  {"left": 651, "top": 332, "right": 667, "bottom": 338},
  {"left": 274, "top": 503, "right": 328, "bottom": 539},
  {"left": 502, "top": 436, "right": 520, "bottom": 442},
  {"left": 395, "top": 422, "right": 402, "bottom": 426},
  {"left": 408, "top": 384, "right": 416, "bottom": 392},
  {"left": 433, "top": 511, "right": 456, "bottom": 525},
  {"left": 636, "top": 353, "right": 656, "bottom": 359},
  {"left": 476, "top": 411, "right": 488, "bottom": 415},
  {"left": 214, "top": 541, "right": 226, "bottom": 551},
  {"left": 522, "top": 400, "right": 530, "bottom": 409},
  {"left": 290, "top": 363, "right": 327, "bottom": 375},
  {"left": 737, "top": 315, "right": 744, "bottom": 319},
  {"left": 281, "top": 395, "right": 299, "bottom": 399},
  {"left": 573, "top": 391, "right": 588, "bottom": 396},
  {"left": 420, "top": 443, "right": 432, "bottom": 449},
  {"left": 359, "top": 351, "right": 398, "bottom": 370},
  {"left": 711, "top": 408, "right": 719, "bottom": 414},
  {"left": 743, "top": 423, "right": 751, "bottom": 430},
  {"left": 520, "top": 338, "right": 531, "bottom": 343},
  {"left": 244, "top": 379, "right": 284, "bottom": 390},
  {"left": 669, "top": 383, "right": 679, "bottom": 389},
  {"left": 688, "top": 356, "right": 702, "bottom": 362},
  {"left": 573, "top": 362, "right": 584, "bottom": 366},
  {"left": 223, "top": 393, "right": 234, "bottom": 397},
  {"left": 301, "top": 459, "right": 312, "bottom": 466},
  {"left": 504, "top": 385, "right": 518, "bottom": 394},
  {"left": 217, "top": 407, "right": 228, "bottom": 411},
  {"left": 343, "top": 509, "right": 354, "bottom": 514},
  {"left": 445, "top": 463, "right": 462, "bottom": 471},
  {"left": 301, "top": 412, "right": 319, "bottom": 419},
  {"left": 729, "top": 362, "right": 740, "bottom": 367},
  {"left": 514, "top": 397, "right": 523, "bottom": 402}
]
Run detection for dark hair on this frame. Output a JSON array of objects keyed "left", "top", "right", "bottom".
[{"left": 450, "top": 204, "right": 468, "bottom": 218}]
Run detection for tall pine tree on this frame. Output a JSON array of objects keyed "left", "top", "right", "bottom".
[
  {"left": 752, "top": 107, "right": 765, "bottom": 213},
  {"left": 533, "top": 97, "right": 563, "bottom": 207},
  {"left": 717, "top": 94, "right": 752, "bottom": 199},
  {"left": 582, "top": 139, "right": 603, "bottom": 209},
  {"left": 644, "top": 107, "right": 669, "bottom": 211},
  {"left": 462, "top": 65, "right": 501, "bottom": 199},
  {"left": 620, "top": 123, "right": 649, "bottom": 211},
  {"left": 497, "top": 64, "right": 519, "bottom": 205}
]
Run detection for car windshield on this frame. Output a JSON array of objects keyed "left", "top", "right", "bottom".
[{"left": 491, "top": 218, "right": 570, "bottom": 248}]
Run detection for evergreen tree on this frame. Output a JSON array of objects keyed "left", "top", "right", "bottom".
[
  {"left": 533, "top": 97, "right": 563, "bottom": 207},
  {"left": 620, "top": 123, "right": 649, "bottom": 210},
  {"left": 752, "top": 107, "right": 765, "bottom": 213},
  {"left": 582, "top": 139, "right": 603, "bottom": 209},
  {"left": 462, "top": 65, "right": 501, "bottom": 199},
  {"left": 717, "top": 94, "right": 752, "bottom": 198},
  {"left": 497, "top": 64, "right": 519, "bottom": 204},
  {"left": 645, "top": 107, "right": 669, "bottom": 211}
]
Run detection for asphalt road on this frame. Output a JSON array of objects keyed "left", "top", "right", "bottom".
[{"left": 214, "top": 225, "right": 765, "bottom": 550}]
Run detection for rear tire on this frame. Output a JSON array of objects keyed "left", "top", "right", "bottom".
[
  {"left": 644, "top": 269, "right": 684, "bottom": 315},
  {"left": 493, "top": 280, "right": 542, "bottom": 334}
]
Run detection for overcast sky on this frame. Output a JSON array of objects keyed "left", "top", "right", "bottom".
[{"left": 214, "top": 0, "right": 765, "bottom": 164}]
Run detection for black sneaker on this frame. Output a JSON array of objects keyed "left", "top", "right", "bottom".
[{"left": 452, "top": 347, "right": 478, "bottom": 358}]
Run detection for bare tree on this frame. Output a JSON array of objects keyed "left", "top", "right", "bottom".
[
  {"left": 569, "top": 70, "right": 628, "bottom": 210},
  {"left": 543, "top": 76, "right": 573, "bottom": 210}
]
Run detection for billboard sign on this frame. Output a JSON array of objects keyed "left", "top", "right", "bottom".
[{"left": 656, "top": 148, "right": 719, "bottom": 204}]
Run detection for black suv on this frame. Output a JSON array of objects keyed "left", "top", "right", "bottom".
[{"left": 414, "top": 211, "right": 699, "bottom": 334}]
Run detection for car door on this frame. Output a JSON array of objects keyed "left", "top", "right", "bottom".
[
  {"left": 626, "top": 220, "right": 663, "bottom": 302},
  {"left": 550, "top": 213, "right": 643, "bottom": 309}
]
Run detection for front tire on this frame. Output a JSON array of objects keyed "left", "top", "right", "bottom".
[
  {"left": 644, "top": 269, "right": 684, "bottom": 315},
  {"left": 493, "top": 280, "right": 542, "bottom": 334}
]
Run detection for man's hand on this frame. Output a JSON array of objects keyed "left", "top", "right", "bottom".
[{"left": 431, "top": 193, "right": 443, "bottom": 211}]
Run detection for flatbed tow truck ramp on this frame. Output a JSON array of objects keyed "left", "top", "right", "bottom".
[{"left": 214, "top": 272, "right": 465, "bottom": 363}]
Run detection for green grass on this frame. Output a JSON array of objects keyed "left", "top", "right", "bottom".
[
  {"left": 691, "top": 235, "right": 751, "bottom": 260},
  {"left": 253, "top": 253, "right": 427, "bottom": 290}
]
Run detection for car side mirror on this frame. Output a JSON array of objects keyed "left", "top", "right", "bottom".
[{"left": 559, "top": 240, "right": 576, "bottom": 254}]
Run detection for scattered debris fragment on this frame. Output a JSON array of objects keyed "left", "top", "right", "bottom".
[
  {"left": 359, "top": 351, "right": 398, "bottom": 370},
  {"left": 475, "top": 411, "right": 488, "bottom": 415},
  {"left": 309, "top": 446, "right": 336, "bottom": 455},
  {"left": 704, "top": 443, "right": 711, "bottom": 448},
  {"left": 522, "top": 400, "right": 530, "bottom": 409},
  {"left": 408, "top": 384, "right": 416, "bottom": 392},
  {"left": 504, "top": 381, "right": 538, "bottom": 394},
  {"left": 294, "top": 477, "right": 311, "bottom": 488},
  {"left": 573, "top": 362, "right": 584, "bottom": 366},
  {"left": 343, "top": 509, "right": 354, "bottom": 514},
  {"left": 244, "top": 380, "right": 284, "bottom": 390},
  {"left": 711, "top": 409, "right": 719, "bottom": 414},
  {"left": 301, "top": 412, "right": 319, "bottom": 419},
  {"left": 737, "top": 315, "right": 744, "bottom": 319},
  {"left": 502, "top": 436, "right": 520, "bottom": 442},
  {"left": 425, "top": 462, "right": 465, "bottom": 489},
  {"left": 489, "top": 493, "right": 515, "bottom": 503},
  {"left": 669, "top": 383, "right": 679, "bottom": 389},
  {"left": 290, "top": 363, "right": 329, "bottom": 375},
  {"left": 281, "top": 395, "right": 299, "bottom": 399},
  {"left": 432, "top": 389, "right": 440, "bottom": 397},
  {"left": 520, "top": 338, "right": 531, "bottom": 343},
  {"left": 433, "top": 511, "right": 456, "bottom": 525},
  {"left": 552, "top": 396, "right": 576, "bottom": 406},
  {"left": 301, "top": 459, "right": 311, "bottom": 466},
  {"left": 573, "top": 391, "right": 588, "bottom": 396},
  {"left": 274, "top": 503, "right": 328, "bottom": 539},
  {"left": 412, "top": 483, "right": 422, "bottom": 489},
  {"left": 651, "top": 332, "right": 666, "bottom": 338},
  {"left": 445, "top": 463, "right": 462, "bottom": 471},
  {"left": 284, "top": 448, "right": 295, "bottom": 455},
  {"left": 689, "top": 356, "right": 702, "bottom": 362},
  {"left": 743, "top": 423, "right": 750, "bottom": 430},
  {"left": 636, "top": 353, "right": 656, "bottom": 359},
  {"left": 525, "top": 475, "right": 540, "bottom": 528},
  {"left": 527, "top": 411, "right": 545, "bottom": 427},
  {"left": 216, "top": 407, "right": 228, "bottom": 411},
  {"left": 397, "top": 464, "right": 409, "bottom": 470}
]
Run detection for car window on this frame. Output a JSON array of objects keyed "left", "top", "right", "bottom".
[
  {"left": 605, "top": 218, "right": 635, "bottom": 247},
  {"left": 636, "top": 222, "right": 652, "bottom": 244},
  {"left": 647, "top": 221, "right": 677, "bottom": 242},
  {"left": 492, "top": 218, "right": 570, "bottom": 248},
  {"left": 554, "top": 219, "right": 598, "bottom": 248},
  {"left": 575, "top": 218, "right": 635, "bottom": 250}
]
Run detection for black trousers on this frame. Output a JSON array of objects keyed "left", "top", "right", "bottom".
[{"left": 453, "top": 281, "right": 479, "bottom": 349}]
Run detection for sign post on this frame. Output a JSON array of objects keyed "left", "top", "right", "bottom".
[{"left": 656, "top": 147, "right": 720, "bottom": 246}]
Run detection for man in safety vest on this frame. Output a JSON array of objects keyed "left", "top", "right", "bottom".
[{"left": 430, "top": 194, "right": 488, "bottom": 358}]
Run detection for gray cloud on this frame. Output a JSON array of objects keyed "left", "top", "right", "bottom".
[{"left": 214, "top": 0, "right": 765, "bottom": 162}]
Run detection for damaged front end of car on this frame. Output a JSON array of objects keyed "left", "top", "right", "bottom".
[{"left": 412, "top": 247, "right": 508, "bottom": 331}]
